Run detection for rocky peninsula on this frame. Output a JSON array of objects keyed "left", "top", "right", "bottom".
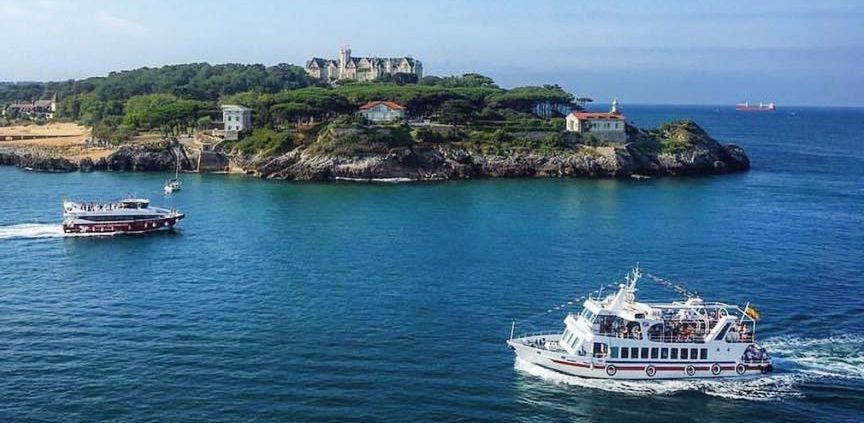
[
  {"left": 0, "top": 64, "right": 751, "bottom": 181},
  {"left": 0, "top": 120, "right": 749, "bottom": 180}
]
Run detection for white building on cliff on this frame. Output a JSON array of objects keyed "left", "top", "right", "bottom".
[
  {"left": 565, "top": 99, "right": 627, "bottom": 143},
  {"left": 306, "top": 46, "right": 422, "bottom": 83}
]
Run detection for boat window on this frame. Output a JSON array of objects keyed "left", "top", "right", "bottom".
[
  {"left": 570, "top": 337, "right": 580, "bottom": 350},
  {"left": 671, "top": 348, "right": 678, "bottom": 359},
  {"left": 700, "top": 348, "right": 708, "bottom": 360},
  {"left": 621, "top": 348, "right": 630, "bottom": 359},
  {"left": 681, "top": 348, "right": 689, "bottom": 360},
  {"left": 651, "top": 348, "right": 659, "bottom": 359},
  {"left": 691, "top": 348, "right": 699, "bottom": 360},
  {"left": 661, "top": 348, "right": 669, "bottom": 359},
  {"left": 641, "top": 347, "right": 649, "bottom": 359},
  {"left": 581, "top": 309, "right": 596, "bottom": 323},
  {"left": 593, "top": 343, "right": 607, "bottom": 358},
  {"left": 630, "top": 347, "right": 639, "bottom": 359},
  {"left": 610, "top": 347, "right": 619, "bottom": 359}
]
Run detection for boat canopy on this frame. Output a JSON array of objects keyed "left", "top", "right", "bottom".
[{"left": 121, "top": 199, "right": 150, "bottom": 209}]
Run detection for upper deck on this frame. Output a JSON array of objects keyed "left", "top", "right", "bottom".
[{"left": 560, "top": 268, "right": 758, "bottom": 352}]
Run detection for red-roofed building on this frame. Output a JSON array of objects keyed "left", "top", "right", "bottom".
[
  {"left": 357, "top": 101, "right": 405, "bottom": 123},
  {"left": 565, "top": 98, "right": 627, "bottom": 142}
]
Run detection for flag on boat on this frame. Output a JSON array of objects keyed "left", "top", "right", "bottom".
[{"left": 744, "top": 304, "right": 761, "bottom": 320}]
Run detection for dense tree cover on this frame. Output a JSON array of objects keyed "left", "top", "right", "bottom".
[
  {"left": 223, "top": 77, "right": 576, "bottom": 130},
  {"left": 2, "top": 62, "right": 585, "bottom": 153}
]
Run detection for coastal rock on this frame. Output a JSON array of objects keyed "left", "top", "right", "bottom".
[
  {"left": 78, "top": 157, "right": 95, "bottom": 172},
  {"left": 15, "top": 153, "right": 78, "bottom": 173},
  {"left": 0, "top": 151, "right": 20, "bottom": 166},
  {"left": 104, "top": 145, "right": 177, "bottom": 171},
  {"left": 241, "top": 121, "right": 750, "bottom": 181}
]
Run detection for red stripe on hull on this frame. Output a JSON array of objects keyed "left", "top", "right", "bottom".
[
  {"left": 63, "top": 216, "right": 181, "bottom": 234},
  {"left": 551, "top": 359, "right": 591, "bottom": 368}
]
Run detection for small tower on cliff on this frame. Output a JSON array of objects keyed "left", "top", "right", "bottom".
[{"left": 610, "top": 97, "right": 621, "bottom": 114}]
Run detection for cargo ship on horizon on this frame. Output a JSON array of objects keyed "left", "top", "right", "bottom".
[{"left": 736, "top": 101, "right": 776, "bottom": 112}]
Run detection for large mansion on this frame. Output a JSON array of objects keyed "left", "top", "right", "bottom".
[{"left": 306, "top": 46, "right": 422, "bottom": 83}]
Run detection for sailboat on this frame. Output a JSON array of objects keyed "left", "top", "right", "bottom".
[{"left": 164, "top": 150, "right": 182, "bottom": 194}]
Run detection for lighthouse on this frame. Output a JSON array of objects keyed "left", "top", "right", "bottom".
[{"left": 610, "top": 97, "right": 621, "bottom": 114}]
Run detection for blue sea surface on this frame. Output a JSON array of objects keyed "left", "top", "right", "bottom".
[{"left": 0, "top": 106, "right": 862, "bottom": 422}]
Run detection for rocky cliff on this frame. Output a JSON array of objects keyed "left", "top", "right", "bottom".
[
  {"left": 2, "top": 120, "right": 749, "bottom": 181},
  {"left": 1, "top": 143, "right": 198, "bottom": 173},
  {"left": 235, "top": 120, "right": 750, "bottom": 181}
]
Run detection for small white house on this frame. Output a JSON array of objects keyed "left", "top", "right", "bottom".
[
  {"left": 357, "top": 101, "right": 405, "bottom": 123},
  {"left": 565, "top": 99, "right": 627, "bottom": 142},
  {"left": 222, "top": 105, "right": 252, "bottom": 132},
  {"left": 214, "top": 105, "right": 252, "bottom": 140}
]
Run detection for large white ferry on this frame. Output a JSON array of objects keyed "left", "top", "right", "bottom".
[
  {"left": 507, "top": 267, "right": 773, "bottom": 380},
  {"left": 62, "top": 198, "right": 184, "bottom": 234}
]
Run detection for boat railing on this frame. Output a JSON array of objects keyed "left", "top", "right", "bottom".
[
  {"left": 597, "top": 331, "right": 643, "bottom": 340},
  {"left": 647, "top": 334, "right": 708, "bottom": 344},
  {"left": 515, "top": 330, "right": 560, "bottom": 340}
]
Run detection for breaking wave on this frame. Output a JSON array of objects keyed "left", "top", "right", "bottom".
[{"left": 514, "top": 334, "right": 864, "bottom": 401}]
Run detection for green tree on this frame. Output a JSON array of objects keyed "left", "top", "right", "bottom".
[{"left": 437, "top": 99, "right": 477, "bottom": 125}]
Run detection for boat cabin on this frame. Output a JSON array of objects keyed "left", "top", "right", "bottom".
[
  {"left": 557, "top": 272, "right": 757, "bottom": 358},
  {"left": 121, "top": 199, "right": 150, "bottom": 209}
]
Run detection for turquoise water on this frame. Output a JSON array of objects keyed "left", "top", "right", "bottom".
[{"left": 0, "top": 106, "right": 862, "bottom": 422}]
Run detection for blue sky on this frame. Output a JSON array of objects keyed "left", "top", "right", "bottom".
[{"left": 1, "top": 0, "right": 862, "bottom": 106}]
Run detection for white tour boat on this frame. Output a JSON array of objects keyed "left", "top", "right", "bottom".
[
  {"left": 62, "top": 198, "right": 185, "bottom": 234},
  {"left": 507, "top": 266, "right": 773, "bottom": 380}
]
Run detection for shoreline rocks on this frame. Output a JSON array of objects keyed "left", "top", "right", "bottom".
[
  {"left": 243, "top": 122, "right": 751, "bottom": 182},
  {"left": 1, "top": 121, "right": 750, "bottom": 181}
]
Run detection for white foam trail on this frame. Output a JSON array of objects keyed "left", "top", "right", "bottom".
[
  {"left": 0, "top": 223, "right": 120, "bottom": 239},
  {"left": 0, "top": 223, "right": 66, "bottom": 240},
  {"left": 514, "top": 358, "right": 801, "bottom": 401},
  {"left": 514, "top": 334, "right": 864, "bottom": 400},
  {"left": 761, "top": 334, "right": 864, "bottom": 380}
]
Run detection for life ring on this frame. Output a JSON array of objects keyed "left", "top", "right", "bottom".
[
  {"left": 645, "top": 365, "right": 656, "bottom": 378},
  {"left": 685, "top": 365, "right": 696, "bottom": 377},
  {"left": 711, "top": 363, "right": 722, "bottom": 376},
  {"left": 606, "top": 364, "right": 617, "bottom": 377},
  {"left": 736, "top": 364, "right": 747, "bottom": 375}
]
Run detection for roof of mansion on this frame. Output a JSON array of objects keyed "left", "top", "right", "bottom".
[{"left": 307, "top": 57, "right": 419, "bottom": 68}]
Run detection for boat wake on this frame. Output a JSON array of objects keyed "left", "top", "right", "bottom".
[
  {"left": 514, "top": 334, "right": 864, "bottom": 401},
  {"left": 0, "top": 223, "right": 66, "bottom": 240},
  {"left": 0, "top": 223, "right": 118, "bottom": 239}
]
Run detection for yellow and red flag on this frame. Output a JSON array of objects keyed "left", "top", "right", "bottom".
[{"left": 744, "top": 304, "right": 761, "bottom": 320}]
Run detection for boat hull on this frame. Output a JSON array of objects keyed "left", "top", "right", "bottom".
[
  {"left": 62, "top": 215, "right": 184, "bottom": 234},
  {"left": 508, "top": 340, "right": 772, "bottom": 380}
]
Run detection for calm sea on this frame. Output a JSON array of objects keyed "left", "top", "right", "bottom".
[{"left": 0, "top": 106, "right": 862, "bottom": 422}]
